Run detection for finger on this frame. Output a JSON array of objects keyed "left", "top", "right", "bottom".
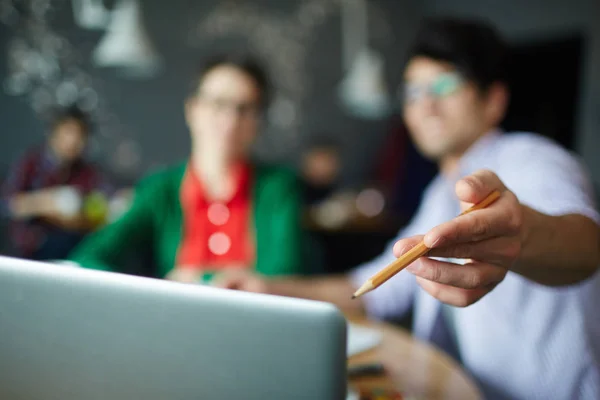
[
  {"left": 427, "top": 236, "right": 521, "bottom": 266},
  {"left": 416, "top": 277, "right": 492, "bottom": 307},
  {"left": 424, "top": 192, "right": 521, "bottom": 247},
  {"left": 455, "top": 169, "right": 507, "bottom": 205},
  {"left": 406, "top": 258, "right": 506, "bottom": 289},
  {"left": 392, "top": 235, "right": 425, "bottom": 258}
]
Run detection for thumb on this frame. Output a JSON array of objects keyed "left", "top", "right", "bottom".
[{"left": 455, "top": 169, "right": 506, "bottom": 207}]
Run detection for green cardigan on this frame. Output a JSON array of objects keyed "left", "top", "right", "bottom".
[{"left": 69, "top": 162, "right": 303, "bottom": 279}]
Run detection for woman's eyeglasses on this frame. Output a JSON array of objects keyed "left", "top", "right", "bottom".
[{"left": 198, "top": 93, "right": 261, "bottom": 120}]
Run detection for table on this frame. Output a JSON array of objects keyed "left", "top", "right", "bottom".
[{"left": 348, "top": 318, "right": 482, "bottom": 399}]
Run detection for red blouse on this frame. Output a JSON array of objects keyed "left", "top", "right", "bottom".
[{"left": 176, "top": 164, "right": 254, "bottom": 270}]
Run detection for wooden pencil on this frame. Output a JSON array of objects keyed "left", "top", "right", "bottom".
[{"left": 352, "top": 190, "right": 501, "bottom": 299}]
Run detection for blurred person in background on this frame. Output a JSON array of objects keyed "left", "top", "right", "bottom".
[
  {"left": 1, "top": 106, "right": 112, "bottom": 260},
  {"left": 69, "top": 54, "right": 305, "bottom": 283},
  {"left": 215, "top": 19, "right": 600, "bottom": 400},
  {"left": 300, "top": 137, "right": 341, "bottom": 205}
]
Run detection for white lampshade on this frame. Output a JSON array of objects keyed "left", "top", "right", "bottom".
[
  {"left": 338, "top": 48, "right": 390, "bottom": 120},
  {"left": 92, "top": 0, "right": 161, "bottom": 77},
  {"left": 72, "top": 0, "right": 109, "bottom": 30}
]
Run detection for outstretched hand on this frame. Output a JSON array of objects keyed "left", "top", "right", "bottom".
[{"left": 393, "top": 170, "right": 524, "bottom": 307}]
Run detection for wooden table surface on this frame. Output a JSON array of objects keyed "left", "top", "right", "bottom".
[{"left": 348, "top": 318, "right": 482, "bottom": 400}]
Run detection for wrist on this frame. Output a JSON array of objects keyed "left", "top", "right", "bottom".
[{"left": 516, "top": 205, "right": 542, "bottom": 269}]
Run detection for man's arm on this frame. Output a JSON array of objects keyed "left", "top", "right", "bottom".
[
  {"left": 213, "top": 270, "right": 362, "bottom": 313},
  {"left": 215, "top": 237, "right": 420, "bottom": 319},
  {"left": 217, "top": 184, "right": 430, "bottom": 317},
  {"left": 399, "top": 169, "right": 600, "bottom": 307},
  {"left": 6, "top": 191, "right": 48, "bottom": 218},
  {"left": 8, "top": 187, "right": 101, "bottom": 231},
  {"left": 267, "top": 275, "right": 364, "bottom": 314},
  {"left": 515, "top": 209, "right": 599, "bottom": 285}
]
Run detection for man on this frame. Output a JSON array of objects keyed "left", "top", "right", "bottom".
[
  {"left": 215, "top": 19, "right": 600, "bottom": 400},
  {"left": 1, "top": 106, "right": 112, "bottom": 260}
]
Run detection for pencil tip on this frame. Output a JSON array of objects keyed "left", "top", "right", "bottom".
[{"left": 351, "top": 295, "right": 356, "bottom": 299}]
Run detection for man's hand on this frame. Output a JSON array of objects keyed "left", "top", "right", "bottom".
[
  {"left": 394, "top": 169, "right": 524, "bottom": 307},
  {"left": 212, "top": 269, "right": 269, "bottom": 293},
  {"left": 212, "top": 270, "right": 364, "bottom": 314}
]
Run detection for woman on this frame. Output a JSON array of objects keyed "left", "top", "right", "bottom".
[{"left": 69, "top": 54, "right": 303, "bottom": 283}]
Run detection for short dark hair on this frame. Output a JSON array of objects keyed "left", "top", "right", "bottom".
[
  {"left": 190, "top": 53, "right": 270, "bottom": 108},
  {"left": 51, "top": 105, "right": 91, "bottom": 134},
  {"left": 407, "top": 18, "right": 508, "bottom": 92}
]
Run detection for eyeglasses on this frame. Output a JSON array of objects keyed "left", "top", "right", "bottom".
[
  {"left": 197, "top": 93, "right": 261, "bottom": 120},
  {"left": 400, "top": 72, "right": 465, "bottom": 105}
]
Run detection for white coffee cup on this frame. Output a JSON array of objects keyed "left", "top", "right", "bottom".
[{"left": 54, "top": 186, "right": 82, "bottom": 217}]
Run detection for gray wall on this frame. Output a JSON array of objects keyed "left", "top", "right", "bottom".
[
  {"left": 0, "top": 0, "right": 422, "bottom": 186},
  {"left": 1, "top": 0, "right": 598, "bottom": 187}
]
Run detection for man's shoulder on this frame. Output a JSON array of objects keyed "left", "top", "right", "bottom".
[
  {"left": 491, "top": 132, "right": 591, "bottom": 193},
  {"left": 13, "top": 147, "right": 44, "bottom": 165},
  {"left": 491, "top": 132, "right": 580, "bottom": 171},
  {"left": 496, "top": 132, "right": 570, "bottom": 157}
]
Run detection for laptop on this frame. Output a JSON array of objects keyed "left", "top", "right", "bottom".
[{"left": 0, "top": 256, "right": 347, "bottom": 400}]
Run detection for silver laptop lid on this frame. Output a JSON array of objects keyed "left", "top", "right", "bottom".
[{"left": 0, "top": 256, "right": 347, "bottom": 400}]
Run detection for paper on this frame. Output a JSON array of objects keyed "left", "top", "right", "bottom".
[{"left": 347, "top": 323, "right": 382, "bottom": 357}]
